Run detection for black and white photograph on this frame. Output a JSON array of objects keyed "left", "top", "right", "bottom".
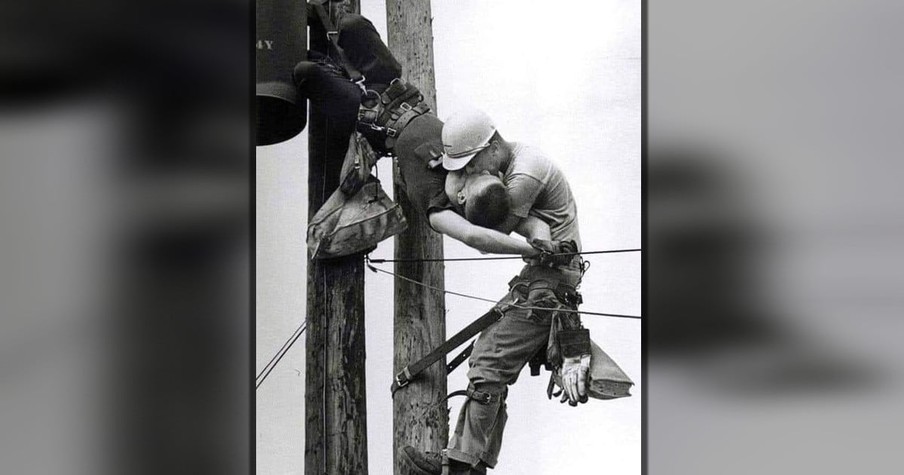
[
  {"left": 256, "top": 0, "right": 642, "bottom": 473},
  {"left": 8, "top": 1, "right": 904, "bottom": 475}
]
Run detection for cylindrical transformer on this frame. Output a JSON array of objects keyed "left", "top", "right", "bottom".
[{"left": 256, "top": 0, "right": 308, "bottom": 146}]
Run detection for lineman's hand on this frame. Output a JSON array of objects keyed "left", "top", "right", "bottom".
[
  {"left": 529, "top": 239, "right": 576, "bottom": 267},
  {"left": 557, "top": 354, "right": 591, "bottom": 406}
]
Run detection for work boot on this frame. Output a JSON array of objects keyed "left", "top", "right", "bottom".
[{"left": 398, "top": 446, "right": 442, "bottom": 475}]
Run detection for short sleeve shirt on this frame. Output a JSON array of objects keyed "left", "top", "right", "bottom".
[
  {"left": 392, "top": 114, "right": 455, "bottom": 219},
  {"left": 503, "top": 143, "right": 582, "bottom": 249}
]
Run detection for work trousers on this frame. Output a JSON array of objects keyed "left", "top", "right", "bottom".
[
  {"left": 448, "top": 261, "right": 583, "bottom": 468},
  {"left": 293, "top": 13, "right": 399, "bottom": 156}
]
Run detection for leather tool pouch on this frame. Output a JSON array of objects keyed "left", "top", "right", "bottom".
[
  {"left": 556, "top": 328, "right": 591, "bottom": 358},
  {"left": 524, "top": 279, "right": 561, "bottom": 323},
  {"left": 528, "top": 346, "right": 552, "bottom": 376}
]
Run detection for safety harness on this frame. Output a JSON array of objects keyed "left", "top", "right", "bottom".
[
  {"left": 391, "top": 264, "right": 587, "bottom": 406},
  {"left": 310, "top": 1, "right": 430, "bottom": 155},
  {"left": 357, "top": 79, "right": 431, "bottom": 152},
  {"left": 310, "top": 1, "right": 365, "bottom": 88}
]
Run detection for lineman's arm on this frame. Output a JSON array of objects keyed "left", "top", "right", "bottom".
[
  {"left": 492, "top": 214, "right": 522, "bottom": 236},
  {"left": 513, "top": 215, "right": 552, "bottom": 241},
  {"left": 429, "top": 210, "right": 541, "bottom": 257},
  {"left": 494, "top": 173, "right": 544, "bottom": 235}
]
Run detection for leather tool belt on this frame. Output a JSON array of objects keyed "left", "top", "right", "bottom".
[
  {"left": 357, "top": 78, "right": 431, "bottom": 153},
  {"left": 508, "top": 276, "right": 583, "bottom": 310}
]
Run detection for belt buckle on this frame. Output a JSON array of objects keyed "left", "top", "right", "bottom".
[
  {"left": 399, "top": 102, "right": 413, "bottom": 112},
  {"left": 385, "top": 127, "right": 399, "bottom": 138}
]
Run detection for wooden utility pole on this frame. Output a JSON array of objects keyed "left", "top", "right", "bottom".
[
  {"left": 386, "top": 2, "right": 449, "bottom": 474},
  {"left": 305, "top": 1, "right": 368, "bottom": 474}
]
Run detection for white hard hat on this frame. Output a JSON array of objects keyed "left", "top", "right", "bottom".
[{"left": 441, "top": 108, "right": 497, "bottom": 171}]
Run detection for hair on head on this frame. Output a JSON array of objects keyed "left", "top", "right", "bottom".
[{"left": 465, "top": 177, "right": 511, "bottom": 229}]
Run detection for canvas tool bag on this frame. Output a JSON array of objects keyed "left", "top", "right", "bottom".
[{"left": 307, "top": 134, "right": 406, "bottom": 259}]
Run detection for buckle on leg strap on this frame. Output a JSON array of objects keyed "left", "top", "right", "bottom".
[
  {"left": 466, "top": 387, "right": 497, "bottom": 405},
  {"left": 395, "top": 367, "right": 412, "bottom": 389}
]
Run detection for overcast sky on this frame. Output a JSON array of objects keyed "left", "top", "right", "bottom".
[{"left": 256, "top": 1, "right": 641, "bottom": 473}]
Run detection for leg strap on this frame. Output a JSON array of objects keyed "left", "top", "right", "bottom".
[{"left": 443, "top": 385, "right": 504, "bottom": 406}]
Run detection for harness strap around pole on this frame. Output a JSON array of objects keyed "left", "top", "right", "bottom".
[
  {"left": 391, "top": 307, "right": 505, "bottom": 396},
  {"left": 445, "top": 340, "right": 474, "bottom": 375}
]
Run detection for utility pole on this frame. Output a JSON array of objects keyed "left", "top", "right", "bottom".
[
  {"left": 305, "top": 1, "right": 368, "bottom": 474},
  {"left": 385, "top": 1, "right": 449, "bottom": 474}
]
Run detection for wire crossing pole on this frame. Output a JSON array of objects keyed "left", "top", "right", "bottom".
[
  {"left": 305, "top": 1, "right": 368, "bottom": 474},
  {"left": 386, "top": 1, "right": 449, "bottom": 474}
]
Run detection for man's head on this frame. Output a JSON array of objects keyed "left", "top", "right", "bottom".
[
  {"left": 455, "top": 173, "right": 511, "bottom": 229},
  {"left": 442, "top": 108, "right": 509, "bottom": 175}
]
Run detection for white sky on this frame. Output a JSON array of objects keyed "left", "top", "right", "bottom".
[{"left": 256, "top": 1, "right": 641, "bottom": 473}]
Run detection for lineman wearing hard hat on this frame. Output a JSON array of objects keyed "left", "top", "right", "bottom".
[
  {"left": 401, "top": 108, "right": 590, "bottom": 475},
  {"left": 293, "top": 8, "right": 545, "bottom": 258},
  {"left": 295, "top": 9, "right": 586, "bottom": 475}
]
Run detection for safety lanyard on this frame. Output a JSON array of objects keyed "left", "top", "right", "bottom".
[{"left": 310, "top": 1, "right": 366, "bottom": 90}]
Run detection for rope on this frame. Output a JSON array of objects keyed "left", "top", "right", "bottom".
[
  {"left": 366, "top": 247, "right": 642, "bottom": 264},
  {"left": 256, "top": 320, "right": 307, "bottom": 390},
  {"left": 365, "top": 258, "right": 642, "bottom": 320}
]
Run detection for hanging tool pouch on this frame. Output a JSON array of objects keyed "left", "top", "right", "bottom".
[
  {"left": 357, "top": 78, "right": 431, "bottom": 153},
  {"left": 513, "top": 264, "right": 634, "bottom": 401},
  {"left": 307, "top": 133, "right": 407, "bottom": 259}
]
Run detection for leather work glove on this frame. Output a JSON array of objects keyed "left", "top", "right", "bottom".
[
  {"left": 557, "top": 354, "right": 591, "bottom": 406},
  {"left": 529, "top": 239, "right": 577, "bottom": 268},
  {"left": 552, "top": 328, "right": 591, "bottom": 406}
]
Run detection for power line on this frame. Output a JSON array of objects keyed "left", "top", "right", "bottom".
[
  {"left": 365, "top": 259, "right": 641, "bottom": 320},
  {"left": 258, "top": 249, "right": 642, "bottom": 389},
  {"left": 366, "top": 247, "right": 642, "bottom": 264}
]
